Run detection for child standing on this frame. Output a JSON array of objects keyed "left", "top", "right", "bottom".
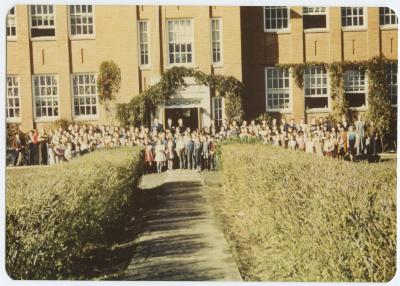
[
  {"left": 144, "top": 138, "right": 154, "bottom": 173},
  {"left": 154, "top": 139, "right": 166, "bottom": 173}
]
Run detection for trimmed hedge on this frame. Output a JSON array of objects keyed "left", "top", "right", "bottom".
[
  {"left": 6, "top": 147, "right": 143, "bottom": 279},
  {"left": 217, "top": 144, "right": 396, "bottom": 282}
]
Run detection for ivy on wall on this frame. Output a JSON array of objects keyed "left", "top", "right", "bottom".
[
  {"left": 277, "top": 56, "right": 397, "bottom": 136},
  {"left": 117, "top": 66, "right": 244, "bottom": 127}
]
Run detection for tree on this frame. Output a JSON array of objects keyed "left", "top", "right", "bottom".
[{"left": 97, "top": 61, "right": 121, "bottom": 112}]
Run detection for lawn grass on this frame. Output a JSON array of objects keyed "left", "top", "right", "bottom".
[
  {"left": 210, "top": 143, "right": 396, "bottom": 282},
  {"left": 6, "top": 147, "right": 143, "bottom": 280}
]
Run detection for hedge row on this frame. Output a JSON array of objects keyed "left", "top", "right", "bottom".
[
  {"left": 218, "top": 144, "right": 396, "bottom": 282},
  {"left": 6, "top": 147, "right": 143, "bottom": 279}
]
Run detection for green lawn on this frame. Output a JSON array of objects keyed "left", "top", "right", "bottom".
[
  {"left": 209, "top": 144, "right": 396, "bottom": 282},
  {"left": 6, "top": 147, "right": 143, "bottom": 280}
]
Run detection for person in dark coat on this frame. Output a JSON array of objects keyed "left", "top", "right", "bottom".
[
  {"left": 151, "top": 117, "right": 163, "bottom": 133},
  {"left": 185, "top": 134, "right": 194, "bottom": 169}
]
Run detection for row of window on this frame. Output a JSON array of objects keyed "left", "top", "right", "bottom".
[
  {"left": 6, "top": 73, "right": 98, "bottom": 121},
  {"left": 7, "top": 5, "right": 95, "bottom": 39},
  {"left": 136, "top": 18, "right": 223, "bottom": 66},
  {"left": 264, "top": 6, "right": 398, "bottom": 32},
  {"left": 265, "top": 63, "right": 398, "bottom": 111},
  {"left": 7, "top": 6, "right": 223, "bottom": 66},
  {"left": 6, "top": 74, "right": 226, "bottom": 125}
]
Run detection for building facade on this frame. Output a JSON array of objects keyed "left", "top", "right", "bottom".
[
  {"left": 6, "top": 5, "right": 398, "bottom": 132},
  {"left": 241, "top": 6, "right": 398, "bottom": 122}
]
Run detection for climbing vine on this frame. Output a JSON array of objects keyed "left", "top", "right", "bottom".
[
  {"left": 366, "top": 57, "right": 395, "bottom": 137},
  {"left": 117, "top": 66, "right": 243, "bottom": 127},
  {"left": 277, "top": 56, "right": 397, "bottom": 135}
]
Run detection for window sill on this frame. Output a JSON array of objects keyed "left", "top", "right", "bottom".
[
  {"left": 341, "top": 27, "right": 367, "bottom": 32},
  {"left": 70, "top": 36, "right": 96, "bottom": 41},
  {"left": 6, "top": 118, "right": 21, "bottom": 124},
  {"left": 7, "top": 37, "right": 17, "bottom": 42},
  {"left": 349, "top": 106, "right": 368, "bottom": 111},
  {"left": 266, "top": 109, "right": 293, "bottom": 114},
  {"left": 73, "top": 116, "right": 99, "bottom": 121},
  {"left": 30, "top": 37, "right": 57, "bottom": 42},
  {"left": 139, "top": 65, "right": 152, "bottom": 71},
  {"left": 166, "top": 64, "right": 199, "bottom": 69},
  {"left": 380, "top": 25, "right": 398, "bottom": 31},
  {"left": 212, "top": 63, "right": 224, "bottom": 68},
  {"left": 264, "top": 29, "right": 291, "bottom": 34},
  {"left": 304, "top": 28, "right": 329, "bottom": 34},
  {"left": 305, "top": 108, "right": 331, "bottom": 113},
  {"left": 34, "top": 117, "right": 60, "bottom": 123}
]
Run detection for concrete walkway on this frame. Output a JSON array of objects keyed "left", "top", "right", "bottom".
[{"left": 123, "top": 169, "right": 242, "bottom": 281}]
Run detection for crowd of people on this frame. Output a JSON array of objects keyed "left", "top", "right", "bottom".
[{"left": 8, "top": 113, "right": 381, "bottom": 171}]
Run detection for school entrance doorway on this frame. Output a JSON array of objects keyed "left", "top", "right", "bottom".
[{"left": 164, "top": 107, "right": 199, "bottom": 131}]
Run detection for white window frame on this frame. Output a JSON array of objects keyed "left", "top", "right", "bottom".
[
  {"left": 344, "top": 69, "right": 368, "bottom": 110},
  {"left": 210, "top": 18, "right": 223, "bottom": 66},
  {"left": 6, "top": 75, "right": 21, "bottom": 123},
  {"left": 379, "top": 7, "right": 398, "bottom": 29},
  {"left": 303, "top": 7, "right": 329, "bottom": 32},
  {"left": 138, "top": 20, "right": 151, "bottom": 68},
  {"left": 7, "top": 7, "right": 17, "bottom": 40},
  {"left": 263, "top": 6, "right": 291, "bottom": 33},
  {"left": 341, "top": 7, "right": 367, "bottom": 31},
  {"left": 212, "top": 96, "right": 225, "bottom": 126},
  {"left": 68, "top": 5, "right": 96, "bottom": 39},
  {"left": 304, "top": 66, "right": 330, "bottom": 112},
  {"left": 166, "top": 19, "right": 195, "bottom": 67},
  {"left": 265, "top": 67, "right": 292, "bottom": 112},
  {"left": 29, "top": 5, "right": 56, "bottom": 40},
  {"left": 387, "top": 63, "right": 398, "bottom": 107},
  {"left": 71, "top": 73, "right": 99, "bottom": 120},
  {"left": 32, "top": 74, "right": 60, "bottom": 121}
]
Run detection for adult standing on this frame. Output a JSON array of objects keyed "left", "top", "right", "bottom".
[
  {"left": 12, "top": 133, "right": 24, "bottom": 166},
  {"left": 151, "top": 117, "right": 163, "bottom": 134},
  {"left": 185, "top": 133, "right": 194, "bottom": 169},
  {"left": 30, "top": 129, "right": 39, "bottom": 165},
  {"left": 38, "top": 129, "right": 48, "bottom": 165},
  {"left": 355, "top": 114, "right": 365, "bottom": 158}
]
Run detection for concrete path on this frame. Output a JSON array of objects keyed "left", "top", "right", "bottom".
[{"left": 123, "top": 169, "right": 242, "bottom": 281}]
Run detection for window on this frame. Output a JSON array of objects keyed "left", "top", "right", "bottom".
[
  {"left": 69, "top": 5, "right": 95, "bottom": 37},
  {"left": 167, "top": 19, "right": 193, "bottom": 65},
  {"left": 344, "top": 70, "right": 367, "bottom": 108},
  {"left": 387, "top": 63, "right": 398, "bottom": 106},
  {"left": 304, "top": 66, "right": 328, "bottom": 110},
  {"left": 6, "top": 76, "right": 20, "bottom": 120},
  {"left": 138, "top": 20, "right": 150, "bottom": 66},
  {"left": 72, "top": 74, "right": 98, "bottom": 117},
  {"left": 7, "top": 7, "right": 17, "bottom": 39},
  {"left": 341, "top": 7, "right": 365, "bottom": 27},
  {"left": 265, "top": 67, "right": 290, "bottom": 111},
  {"left": 264, "top": 6, "right": 290, "bottom": 31},
  {"left": 379, "top": 7, "right": 398, "bottom": 26},
  {"left": 303, "top": 7, "right": 327, "bottom": 29},
  {"left": 33, "top": 75, "right": 59, "bottom": 119},
  {"left": 211, "top": 18, "right": 222, "bottom": 64},
  {"left": 212, "top": 97, "right": 224, "bottom": 126},
  {"left": 30, "top": 5, "right": 55, "bottom": 38}
]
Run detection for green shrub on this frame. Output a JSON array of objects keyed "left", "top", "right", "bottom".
[
  {"left": 6, "top": 147, "right": 143, "bottom": 279},
  {"left": 217, "top": 144, "right": 396, "bottom": 282}
]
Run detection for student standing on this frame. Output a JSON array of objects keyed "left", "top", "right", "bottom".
[
  {"left": 185, "top": 134, "right": 194, "bottom": 169},
  {"left": 166, "top": 138, "right": 175, "bottom": 171},
  {"left": 355, "top": 114, "right": 365, "bottom": 158},
  {"left": 144, "top": 138, "right": 154, "bottom": 173},
  {"left": 154, "top": 139, "right": 166, "bottom": 173}
]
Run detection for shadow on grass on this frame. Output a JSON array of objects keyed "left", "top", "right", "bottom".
[{"left": 71, "top": 180, "right": 212, "bottom": 280}]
